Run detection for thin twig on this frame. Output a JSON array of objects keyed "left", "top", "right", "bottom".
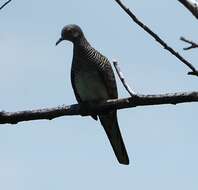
[
  {"left": 114, "top": 0, "right": 198, "bottom": 77},
  {"left": 178, "top": 0, "right": 198, "bottom": 19},
  {"left": 180, "top": 36, "right": 198, "bottom": 50},
  {"left": 0, "top": 91, "right": 198, "bottom": 124},
  {"left": 113, "top": 60, "right": 135, "bottom": 96},
  {"left": 0, "top": 0, "right": 12, "bottom": 11}
]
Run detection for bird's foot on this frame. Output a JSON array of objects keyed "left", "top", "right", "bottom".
[
  {"left": 79, "top": 100, "right": 102, "bottom": 117},
  {"left": 79, "top": 101, "right": 94, "bottom": 117}
]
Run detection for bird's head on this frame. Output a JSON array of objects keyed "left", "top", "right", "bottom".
[{"left": 56, "top": 24, "right": 84, "bottom": 45}]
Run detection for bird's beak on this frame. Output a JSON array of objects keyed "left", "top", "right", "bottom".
[{"left": 55, "top": 38, "right": 63, "bottom": 46}]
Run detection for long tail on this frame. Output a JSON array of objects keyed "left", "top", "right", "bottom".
[{"left": 99, "top": 111, "right": 129, "bottom": 165}]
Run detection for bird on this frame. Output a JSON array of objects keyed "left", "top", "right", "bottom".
[{"left": 56, "top": 24, "right": 129, "bottom": 165}]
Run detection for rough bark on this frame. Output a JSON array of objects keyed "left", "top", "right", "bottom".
[{"left": 0, "top": 92, "right": 198, "bottom": 124}]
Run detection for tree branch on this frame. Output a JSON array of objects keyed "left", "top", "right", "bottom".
[
  {"left": 0, "top": 0, "right": 12, "bottom": 11},
  {"left": 113, "top": 60, "right": 135, "bottom": 96},
  {"left": 1, "top": 91, "right": 198, "bottom": 125},
  {"left": 178, "top": 0, "right": 198, "bottom": 19},
  {"left": 180, "top": 36, "right": 198, "bottom": 50},
  {"left": 114, "top": 0, "right": 198, "bottom": 77}
]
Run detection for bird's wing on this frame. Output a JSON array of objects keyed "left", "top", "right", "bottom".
[{"left": 94, "top": 51, "right": 118, "bottom": 99}]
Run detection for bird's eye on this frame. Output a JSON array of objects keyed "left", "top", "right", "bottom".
[{"left": 67, "top": 29, "right": 72, "bottom": 34}]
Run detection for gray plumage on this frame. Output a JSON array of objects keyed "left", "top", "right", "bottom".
[{"left": 56, "top": 24, "right": 129, "bottom": 165}]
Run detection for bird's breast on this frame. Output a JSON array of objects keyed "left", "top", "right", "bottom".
[{"left": 73, "top": 63, "right": 109, "bottom": 101}]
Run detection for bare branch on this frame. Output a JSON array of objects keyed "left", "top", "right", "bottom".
[
  {"left": 1, "top": 91, "right": 198, "bottom": 125},
  {"left": 180, "top": 36, "right": 198, "bottom": 50},
  {"left": 0, "top": 0, "right": 12, "bottom": 11},
  {"left": 114, "top": 0, "right": 198, "bottom": 77},
  {"left": 113, "top": 60, "right": 135, "bottom": 96},
  {"left": 178, "top": 0, "right": 198, "bottom": 19}
]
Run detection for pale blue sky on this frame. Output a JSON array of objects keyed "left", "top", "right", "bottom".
[{"left": 0, "top": 0, "right": 198, "bottom": 189}]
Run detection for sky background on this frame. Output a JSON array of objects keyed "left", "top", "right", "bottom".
[{"left": 0, "top": 0, "right": 198, "bottom": 189}]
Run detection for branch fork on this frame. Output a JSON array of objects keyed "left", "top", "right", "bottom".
[
  {"left": 180, "top": 36, "right": 198, "bottom": 50},
  {"left": 114, "top": 0, "right": 198, "bottom": 77}
]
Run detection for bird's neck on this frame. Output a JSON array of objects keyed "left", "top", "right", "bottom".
[{"left": 73, "top": 35, "right": 90, "bottom": 49}]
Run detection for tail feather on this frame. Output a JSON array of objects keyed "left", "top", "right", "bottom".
[{"left": 99, "top": 111, "right": 129, "bottom": 165}]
